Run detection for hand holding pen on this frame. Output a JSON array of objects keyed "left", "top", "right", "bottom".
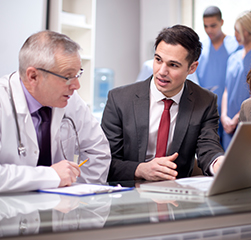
[
  {"left": 51, "top": 160, "right": 80, "bottom": 187},
  {"left": 51, "top": 158, "right": 88, "bottom": 187}
]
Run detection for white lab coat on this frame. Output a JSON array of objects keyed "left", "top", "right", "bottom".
[{"left": 0, "top": 72, "right": 111, "bottom": 192}]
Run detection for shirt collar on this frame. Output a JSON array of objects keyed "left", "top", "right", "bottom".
[
  {"left": 21, "top": 79, "right": 42, "bottom": 114},
  {"left": 150, "top": 77, "right": 184, "bottom": 104}
]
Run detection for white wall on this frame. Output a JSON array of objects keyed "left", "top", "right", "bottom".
[
  {"left": 0, "top": 0, "right": 47, "bottom": 76},
  {"left": 139, "top": 0, "right": 182, "bottom": 66},
  {"left": 95, "top": 0, "right": 140, "bottom": 87},
  {"left": 95, "top": 0, "right": 183, "bottom": 87}
]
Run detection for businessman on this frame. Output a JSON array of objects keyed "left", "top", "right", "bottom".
[{"left": 101, "top": 25, "right": 224, "bottom": 182}]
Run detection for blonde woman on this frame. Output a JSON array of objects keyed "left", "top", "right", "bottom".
[{"left": 221, "top": 11, "right": 251, "bottom": 150}]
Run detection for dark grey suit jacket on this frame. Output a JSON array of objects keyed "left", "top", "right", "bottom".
[{"left": 101, "top": 77, "right": 224, "bottom": 181}]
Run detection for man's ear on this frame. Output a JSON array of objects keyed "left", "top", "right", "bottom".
[
  {"left": 188, "top": 61, "right": 199, "bottom": 75},
  {"left": 221, "top": 19, "right": 224, "bottom": 27},
  {"left": 26, "top": 67, "right": 39, "bottom": 85}
]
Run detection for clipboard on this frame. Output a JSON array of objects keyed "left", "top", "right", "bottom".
[{"left": 38, "top": 183, "right": 134, "bottom": 197}]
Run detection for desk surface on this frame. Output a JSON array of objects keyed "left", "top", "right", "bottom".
[{"left": 1, "top": 181, "right": 251, "bottom": 240}]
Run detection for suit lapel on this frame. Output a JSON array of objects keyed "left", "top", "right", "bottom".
[
  {"left": 171, "top": 81, "right": 194, "bottom": 153},
  {"left": 133, "top": 78, "right": 151, "bottom": 161}
]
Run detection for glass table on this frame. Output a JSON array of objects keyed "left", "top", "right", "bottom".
[{"left": 1, "top": 181, "right": 251, "bottom": 240}]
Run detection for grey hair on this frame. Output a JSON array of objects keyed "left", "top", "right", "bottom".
[{"left": 19, "top": 30, "right": 81, "bottom": 77}]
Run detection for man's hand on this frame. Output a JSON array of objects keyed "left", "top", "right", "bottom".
[
  {"left": 51, "top": 160, "right": 81, "bottom": 187},
  {"left": 212, "top": 156, "right": 224, "bottom": 174},
  {"left": 135, "top": 153, "right": 178, "bottom": 181}
]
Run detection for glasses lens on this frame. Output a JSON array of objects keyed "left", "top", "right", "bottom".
[
  {"left": 77, "top": 68, "right": 84, "bottom": 78},
  {"left": 66, "top": 69, "right": 83, "bottom": 85}
]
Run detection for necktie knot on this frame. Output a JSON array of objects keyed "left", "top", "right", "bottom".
[
  {"left": 162, "top": 99, "right": 173, "bottom": 110},
  {"left": 39, "top": 107, "right": 51, "bottom": 123}
]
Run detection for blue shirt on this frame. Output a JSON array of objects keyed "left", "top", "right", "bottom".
[
  {"left": 222, "top": 49, "right": 251, "bottom": 150},
  {"left": 21, "top": 80, "right": 44, "bottom": 146},
  {"left": 226, "top": 49, "right": 251, "bottom": 118},
  {"left": 196, "top": 36, "right": 240, "bottom": 114},
  {"left": 136, "top": 59, "right": 154, "bottom": 81}
]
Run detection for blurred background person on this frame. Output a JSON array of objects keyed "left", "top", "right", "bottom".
[
  {"left": 194, "top": 6, "right": 241, "bottom": 144},
  {"left": 221, "top": 10, "right": 251, "bottom": 150},
  {"left": 136, "top": 59, "right": 154, "bottom": 82}
]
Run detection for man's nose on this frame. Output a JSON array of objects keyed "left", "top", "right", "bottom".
[
  {"left": 68, "top": 78, "right": 80, "bottom": 90},
  {"left": 159, "top": 64, "right": 168, "bottom": 75}
]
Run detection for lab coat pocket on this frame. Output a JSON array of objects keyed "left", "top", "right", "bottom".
[{"left": 60, "top": 135, "right": 76, "bottom": 162}]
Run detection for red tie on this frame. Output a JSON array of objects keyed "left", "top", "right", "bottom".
[{"left": 156, "top": 99, "right": 173, "bottom": 157}]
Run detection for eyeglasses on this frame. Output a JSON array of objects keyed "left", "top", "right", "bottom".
[{"left": 36, "top": 68, "right": 84, "bottom": 82}]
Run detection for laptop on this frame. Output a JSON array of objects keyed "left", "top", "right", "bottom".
[{"left": 140, "top": 122, "right": 251, "bottom": 197}]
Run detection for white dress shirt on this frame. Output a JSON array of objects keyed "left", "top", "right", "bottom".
[
  {"left": 146, "top": 78, "right": 184, "bottom": 161},
  {"left": 145, "top": 78, "right": 218, "bottom": 174}
]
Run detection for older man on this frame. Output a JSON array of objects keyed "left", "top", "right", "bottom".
[{"left": 0, "top": 30, "right": 111, "bottom": 192}]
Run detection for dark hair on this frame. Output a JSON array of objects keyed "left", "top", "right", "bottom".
[
  {"left": 154, "top": 25, "right": 202, "bottom": 67},
  {"left": 246, "top": 69, "right": 251, "bottom": 92},
  {"left": 203, "top": 6, "right": 222, "bottom": 21}
]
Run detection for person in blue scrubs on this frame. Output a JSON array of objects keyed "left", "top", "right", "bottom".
[
  {"left": 221, "top": 11, "right": 251, "bottom": 150},
  {"left": 136, "top": 59, "right": 154, "bottom": 82},
  {"left": 195, "top": 6, "right": 240, "bottom": 143}
]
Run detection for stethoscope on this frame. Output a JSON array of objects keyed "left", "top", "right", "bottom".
[
  {"left": 59, "top": 115, "right": 81, "bottom": 164},
  {"left": 9, "top": 72, "right": 81, "bottom": 163}
]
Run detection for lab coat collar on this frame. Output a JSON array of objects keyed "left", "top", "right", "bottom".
[
  {"left": 9, "top": 71, "right": 65, "bottom": 152},
  {"left": 9, "top": 72, "right": 29, "bottom": 115}
]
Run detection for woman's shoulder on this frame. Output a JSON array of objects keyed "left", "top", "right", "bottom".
[{"left": 242, "top": 98, "right": 251, "bottom": 108}]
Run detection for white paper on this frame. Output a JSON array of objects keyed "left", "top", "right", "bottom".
[{"left": 39, "top": 183, "right": 132, "bottom": 196}]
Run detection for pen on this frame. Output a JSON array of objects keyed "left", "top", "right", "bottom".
[{"left": 78, "top": 158, "right": 89, "bottom": 167}]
